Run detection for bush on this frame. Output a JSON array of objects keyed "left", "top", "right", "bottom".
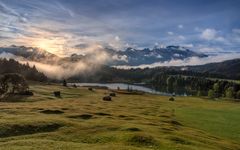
[
  {"left": 169, "top": 97, "right": 175, "bottom": 101},
  {"left": 197, "top": 91, "right": 206, "bottom": 96},
  {"left": 236, "top": 90, "right": 240, "bottom": 99},
  {"left": 63, "top": 79, "right": 67, "bottom": 87},
  {"left": 53, "top": 91, "right": 61, "bottom": 97},
  {"left": 128, "top": 134, "right": 158, "bottom": 146},
  {"left": 103, "top": 96, "right": 112, "bottom": 101},
  {"left": 19, "top": 91, "right": 34, "bottom": 96},
  {"left": 109, "top": 92, "right": 116, "bottom": 97},
  {"left": 225, "top": 87, "right": 234, "bottom": 98},
  {"left": 0, "top": 73, "right": 29, "bottom": 96},
  {"left": 208, "top": 89, "right": 215, "bottom": 98}
]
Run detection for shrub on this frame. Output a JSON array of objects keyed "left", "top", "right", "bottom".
[
  {"left": 197, "top": 90, "right": 206, "bottom": 96},
  {"left": 208, "top": 89, "right": 215, "bottom": 98},
  {"left": 0, "top": 73, "right": 29, "bottom": 95},
  {"left": 128, "top": 134, "right": 158, "bottom": 146},
  {"left": 63, "top": 79, "right": 67, "bottom": 87},
  {"left": 169, "top": 97, "right": 175, "bottom": 101},
  {"left": 236, "top": 90, "right": 240, "bottom": 99},
  {"left": 109, "top": 92, "right": 116, "bottom": 97},
  {"left": 53, "top": 91, "right": 61, "bottom": 97},
  {"left": 103, "top": 96, "right": 112, "bottom": 101},
  {"left": 225, "top": 87, "right": 234, "bottom": 98},
  {"left": 19, "top": 91, "right": 34, "bottom": 96}
]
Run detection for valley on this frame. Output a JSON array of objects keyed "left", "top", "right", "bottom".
[{"left": 0, "top": 83, "right": 239, "bottom": 150}]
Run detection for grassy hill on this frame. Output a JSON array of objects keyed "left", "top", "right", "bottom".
[
  {"left": 189, "top": 58, "right": 240, "bottom": 79},
  {"left": 0, "top": 83, "right": 239, "bottom": 150}
]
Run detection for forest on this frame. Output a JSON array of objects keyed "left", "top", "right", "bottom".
[
  {"left": 151, "top": 73, "right": 240, "bottom": 99},
  {"left": 0, "top": 58, "right": 47, "bottom": 82},
  {"left": 1, "top": 58, "right": 240, "bottom": 100}
]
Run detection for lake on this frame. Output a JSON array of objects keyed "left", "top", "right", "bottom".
[{"left": 69, "top": 83, "right": 176, "bottom": 96}]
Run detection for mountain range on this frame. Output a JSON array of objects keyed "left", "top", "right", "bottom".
[
  {"left": 106, "top": 46, "right": 207, "bottom": 66},
  {"left": 0, "top": 45, "right": 60, "bottom": 63},
  {"left": 0, "top": 45, "right": 207, "bottom": 66},
  {"left": 0, "top": 45, "right": 239, "bottom": 80}
]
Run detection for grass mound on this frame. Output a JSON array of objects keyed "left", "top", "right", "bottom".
[
  {"left": 40, "top": 110, "right": 64, "bottom": 114},
  {"left": 80, "top": 135, "right": 116, "bottom": 144},
  {"left": 0, "top": 123, "right": 63, "bottom": 138},
  {"left": 170, "top": 120, "right": 183, "bottom": 126},
  {"left": 169, "top": 136, "right": 192, "bottom": 145},
  {"left": 0, "top": 95, "right": 32, "bottom": 102},
  {"left": 127, "top": 134, "right": 158, "bottom": 146},
  {"left": 125, "top": 127, "right": 141, "bottom": 132},
  {"left": 94, "top": 112, "right": 111, "bottom": 116},
  {"left": 118, "top": 115, "right": 127, "bottom": 118},
  {"left": 163, "top": 119, "right": 183, "bottom": 126},
  {"left": 68, "top": 114, "right": 93, "bottom": 120},
  {"left": 159, "top": 115, "right": 171, "bottom": 118}
]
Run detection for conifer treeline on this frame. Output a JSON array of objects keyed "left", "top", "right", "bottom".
[
  {"left": 151, "top": 73, "right": 240, "bottom": 99},
  {"left": 0, "top": 58, "right": 47, "bottom": 82}
]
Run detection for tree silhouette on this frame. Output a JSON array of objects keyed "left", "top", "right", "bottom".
[
  {"left": 63, "top": 79, "right": 67, "bottom": 87},
  {"left": 0, "top": 73, "right": 29, "bottom": 95}
]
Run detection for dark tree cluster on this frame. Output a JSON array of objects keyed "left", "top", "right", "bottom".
[
  {"left": 151, "top": 73, "right": 240, "bottom": 100},
  {"left": 68, "top": 65, "right": 232, "bottom": 83},
  {"left": 0, "top": 58, "right": 48, "bottom": 82},
  {"left": 0, "top": 73, "right": 29, "bottom": 97}
]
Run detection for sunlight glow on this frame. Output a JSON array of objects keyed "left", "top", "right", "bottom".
[{"left": 32, "top": 38, "right": 63, "bottom": 54}]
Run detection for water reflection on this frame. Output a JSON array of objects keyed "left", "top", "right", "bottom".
[{"left": 70, "top": 83, "right": 190, "bottom": 96}]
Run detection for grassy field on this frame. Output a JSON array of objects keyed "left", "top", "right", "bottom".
[{"left": 0, "top": 83, "right": 239, "bottom": 150}]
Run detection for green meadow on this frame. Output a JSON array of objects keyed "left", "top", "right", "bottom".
[{"left": 0, "top": 83, "right": 239, "bottom": 150}]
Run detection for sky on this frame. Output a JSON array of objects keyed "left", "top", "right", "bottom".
[{"left": 0, "top": 0, "right": 240, "bottom": 56}]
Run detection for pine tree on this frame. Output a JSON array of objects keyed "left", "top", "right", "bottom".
[{"left": 63, "top": 79, "right": 67, "bottom": 87}]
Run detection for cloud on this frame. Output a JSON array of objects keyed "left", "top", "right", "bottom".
[
  {"left": 178, "top": 24, "right": 183, "bottom": 29},
  {"left": 115, "top": 36, "right": 120, "bottom": 41},
  {"left": 231, "top": 28, "right": 240, "bottom": 43},
  {"left": 22, "top": 60, "right": 89, "bottom": 79},
  {"left": 29, "top": 48, "right": 109, "bottom": 79},
  {"left": 167, "top": 31, "right": 174, "bottom": 35},
  {"left": 0, "top": 0, "right": 128, "bottom": 55},
  {"left": 194, "top": 27, "right": 201, "bottom": 32},
  {"left": 112, "top": 55, "right": 128, "bottom": 62},
  {"left": 115, "top": 52, "right": 240, "bottom": 69},
  {"left": 197, "top": 47, "right": 223, "bottom": 53},
  {"left": 106, "top": 35, "right": 126, "bottom": 50},
  {"left": 55, "top": 1, "right": 75, "bottom": 17},
  {"left": 200, "top": 28, "right": 226, "bottom": 43},
  {"left": 0, "top": 52, "right": 20, "bottom": 59},
  {"left": 200, "top": 28, "right": 217, "bottom": 40},
  {"left": 177, "top": 35, "right": 185, "bottom": 40},
  {"left": 232, "top": 28, "right": 240, "bottom": 34},
  {"left": 0, "top": 1, "right": 27, "bottom": 23},
  {"left": 181, "top": 44, "right": 194, "bottom": 48},
  {"left": 74, "top": 43, "right": 89, "bottom": 49},
  {"left": 0, "top": 44, "right": 110, "bottom": 79}
]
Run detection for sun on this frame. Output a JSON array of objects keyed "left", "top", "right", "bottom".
[
  {"left": 32, "top": 38, "right": 64, "bottom": 56},
  {"left": 14, "top": 28, "right": 68, "bottom": 57},
  {"left": 37, "top": 40, "right": 53, "bottom": 50}
]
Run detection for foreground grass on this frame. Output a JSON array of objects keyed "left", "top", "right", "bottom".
[{"left": 0, "top": 83, "right": 239, "bottom": 150}]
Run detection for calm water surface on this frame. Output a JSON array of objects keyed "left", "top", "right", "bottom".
[{"left": 70, "top": 83, "right": 175, "bottom": 96}]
